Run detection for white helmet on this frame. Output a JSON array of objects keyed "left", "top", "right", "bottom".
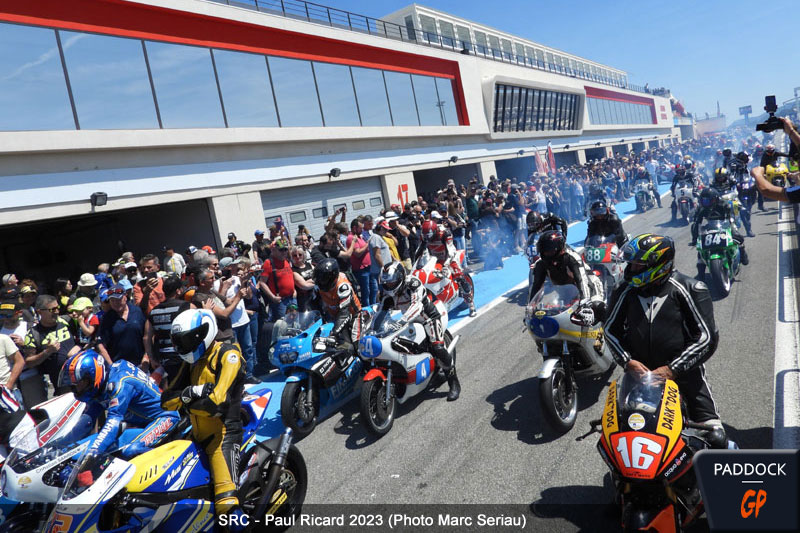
[
  {"left": 379, "top": 261, "right": 407, "bottom": 298},
  {"left": 170, "top": 309, "right": 217, "bottom": 363}
]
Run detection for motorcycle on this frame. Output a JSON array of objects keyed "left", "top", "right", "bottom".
[
  {"left": 525, "top": 280, "right": 613, "bottom": 432},
  {"left": 656, "top": 163, "right": 674, "bottom": 185},
  {"left": 412, "top": 249, "right": 473, "bottom": 314},
  {"left": 592, "top": 371, "right": 735, "bottom": 532},
  {"left": 272, "top": 310, "right": 366, "bottom": 439},
  {"left": 40, "top": 386, "right": 306, "bottom": 533},
  {"left": 696, "top": 219, "right": 741, "bottom": 298},
  {"left": 525, "top": 232, "right": 539, "bottom": 300},
  {"left": 634, "top": 181, "right": 656, "bottom": 213},
  {"left": 674, "top": 183, "right": 696, "bottom": 225},
  {"left": 582, "top": 234, "right": 624, "bottom": 299},
  {"left": 357, "top": 309, "right": 459, "bottom": 437}
]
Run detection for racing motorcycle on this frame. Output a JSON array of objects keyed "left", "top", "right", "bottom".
[
  {"left": 412, "top": 249, "right": 473, "bottom": 314},
  {"left": 634, "top": 181, "right": 656, "bottom": 213},
  {"left": 696, "top": 219, "right": 742, "bottom": 298},
  {"left": 357, "top": 309, "right": 459, "bottom": 437},
  {"left": 40, "top": 386, "right": 306, "bottom": 533},
  {"left": 582, "top": 234, "right": 624, "bottom": 299},
  {"left": 674, "top": 182, "right": 696, "bottom": 225},
  {"left": 525, "top": 280, "right": 613, "bottom": 432},
  {"left": 272, "top": 310, "right": 366, "bottom": 439},
  {"left": 591, "top": 372, "right": 735, "bottom": 532}
]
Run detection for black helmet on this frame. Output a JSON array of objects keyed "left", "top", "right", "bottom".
[
  {"left": 526, "top": 210, "right": 544, "bottom": 232},
  {"left": 589, "top": 200, "right": 609, "bottom": 219},
  {"left": 313, "top": 258, "right": 339, "bottom": 292},
  {"left": 537, "top": 230, "right": 566, "bottom": 265},
  {"left": 699, "top": 187, "right": 720, "bottom": 209},
  {"left": 735, "top": 151, "right": 750, "bottom": 164}
]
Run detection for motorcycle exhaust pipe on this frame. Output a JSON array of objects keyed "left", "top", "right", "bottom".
[
  {"left": 447, "top": 335, "right": 460, "bottom": 355},
  {"left": 254, "top": 428, "right": 293, "bottom": 519}
]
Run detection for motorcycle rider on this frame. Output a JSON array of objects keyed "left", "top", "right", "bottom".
[
  {"left": 731, "top": 152, "right": 757, "bottom": 237},
  {"left": 55, "top": 349, "right": 180, "bottom": 483},
  {"left": 585, "top": 200, "right": 627, "bottom": 248},
  {"left": 632, "top": 166, "right": 662, "bottom": 208},
  {"left": 670, "top": 160, "right": 699, "bottom": 221},
  {"left": 528, "top": 230, "right": 606, "bottom": 324},
  {"left": 711, "top": 167, "right": 737, "bottom": 195},
  {"left": 526, "top": 210, "right": 568, "bottom": 239},
  {"left": 163, "top": 309, "right": 246, "bottom": 531},
  {"left": 314, "top": 258, "right": 363, "bottom": 354},
  {"left": 378, "top": 262, "right": 460, "bottom": 401},
  {"left": 420, "top": 216, "right": 477, "bottom": 317},
  {"left": 690, "top": 188, "right": 749, "bottom": 278},
  {"left": 761, "top": 143, "right": 789, "bottom": 168},
  {"left": 605, "top": 233, "right": 727, "bottom": 447}
]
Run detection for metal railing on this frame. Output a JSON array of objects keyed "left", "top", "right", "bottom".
[{"left": 209, "top": 0, "right": 661, "bottom": 95}]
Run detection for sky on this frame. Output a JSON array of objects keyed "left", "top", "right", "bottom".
[{"left": 327, "top": 0, "right": 800, "bottom": 122}]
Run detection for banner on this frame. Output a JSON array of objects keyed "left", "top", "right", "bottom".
[
  {"left": 546, "top": 141, "right": 556, "bottom": 173},
  {"left": 533, "top": 148, "right": 548, "bottom": 175}
]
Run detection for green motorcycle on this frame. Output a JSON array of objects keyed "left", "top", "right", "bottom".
[{"left": 696, "top": 219, "right": 741, "bottom": 297}]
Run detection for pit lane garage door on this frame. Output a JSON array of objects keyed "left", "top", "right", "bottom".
[{"left": 261, "top": 177, "right": 385, "bottom": 240}]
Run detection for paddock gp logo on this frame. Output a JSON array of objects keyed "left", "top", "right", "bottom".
[{"left": 693, "top": 450, "right": 798, "bottom": 531}]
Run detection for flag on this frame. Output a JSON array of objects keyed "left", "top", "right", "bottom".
[
  {"left": 533, "top": 147, "right": 548, "bottom": 175},
  {"left": 547, "top": 141, "right": 556, "bottom": 173}
]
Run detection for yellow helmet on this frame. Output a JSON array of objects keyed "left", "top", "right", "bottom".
[{"left": 765, "top": 163, "right": 789, "bottom": 178}]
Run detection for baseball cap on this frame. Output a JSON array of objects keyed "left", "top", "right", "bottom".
[
  {"left": 219, "top": 257, "right": 234, "bottom": 269},
  {"left": 69, "top": 297, "right": 93, "bottom": 312},
  {"left": 272, "top": 238, "right": 289, "bottom": 250},
  {"left": 254, "top": 229, "right": 264, "bottom": 236},
  {"left": 99, "top": 289, "right": 110, "bottom": 302},
  {"left": 19, "top": 285, "right": 37, "bottom": 295},
  {"left": 0, "top": 300, "right": 20, "bottom": 317},
  {"left": 77, "top": 272, "right": 98, "bottom": 288},
  {"left": 202, "top": 245, "right": 216, "bottom": 254},
  {"left": 377, "top": 220, "right": 391, "bottom": 230},
  {"left": 430, "top": 211, "right": 443, "bottom": 220},
  {"left": 124, "top": 261, "right": 138, "bottom": 270},
  {"left": 287, "top": 303, "right": 298, "bottom": 311},
  {"left": 107, "top": 283, "right": 128, "bottom": 298},
  {"left": 119, "top": 279, "right": 133, "bottom": 292},
  {"left": 1, "top": 274, "right": 14, "bottom": 285},
  {"left": 227, "top": 232, "right": 235, "bottom": 238},
  {"left": 187, "top": 245, "right": 198, "bottom": 255}
]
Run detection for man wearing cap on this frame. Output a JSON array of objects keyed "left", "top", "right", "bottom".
[
  {"left": 0, "top": 331, "right": 24, "bottom": 405},
  {"left": 252, "top": 230, "right": 271, "bottom": 264},
  {"left": 163, "top": 246, "right": 186, "bottom": 277},
  {"left": 133, "top": 254, "right": 166, "bottom": 316},
  {"left": 1, "top": 274, "right": 18, "bottom": 289},
  {"left": 0, "top": 297, "right": 28, "bottom": 350},
  {"left": 99, "top": 284, "right": 149, "bottom": 369},
  {"left": 224, "top": 232, "right": 247, "bottom": 258},
  {"left": 258, "top": 239, "right": 296, "bottom": 323}
]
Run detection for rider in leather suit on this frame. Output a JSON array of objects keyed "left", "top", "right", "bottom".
[
  {"left": 670, "top": 161, "right": 700, "bottom": 220},
  {"left": 731, "top": 153, "right": 756, "bottom": 237},
  {"left": 378, "top": 262, "right": 460, "bottom": 401},
  {"left": 526, "top": 210, "right": 568, "bottom": 238},
  {"left": 632, "top": 167, "right": 662, "bottom": 208},
  {"left": 585, "top": 200, "right": 627, "bottom": 248},
  {"left": 421, "top": 217, "right": 476, "bottom": 317},
  {"left": 314, "top": 258, "right": 362, "bottom": 351},
  {"left": 690, "top": 188, "right": 749, "bottom": 278},
  {"left": 605, "top": 233, "right": 727, "bottom": 447}
]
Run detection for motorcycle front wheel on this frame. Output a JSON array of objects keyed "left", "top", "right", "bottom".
[
  {"left": 539, "top": 359, "right": 578, "bottom": 433},
  {"left": 281, "top": 381, "right": 319, "bottom": 439},
  {"left": 709, "top": 258, "right": 731, "bottom": 297},
  {"left": 244, "top": 445, "right": 308, "bottom": 532},
  {"left": 360, "top": 378, "right": 396, "bottom": 437}
]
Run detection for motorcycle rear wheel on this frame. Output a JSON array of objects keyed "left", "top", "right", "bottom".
[
  {"left": 360, "top": 378, "right": 395, "bottom": 437},
  {"left": 281, "top": 381, "right": 319, "bottom": 439},
  {"left": 709, "top": 258, "right": 731, "bottom": 297},
  {"left": 539, "top": 359, "right": 578, "bottom": 433}
]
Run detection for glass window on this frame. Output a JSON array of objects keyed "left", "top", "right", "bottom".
[
  {"left": 488, "top": 35, "right": 501, "bottom": 58},
  {"left": 525, "top": 89, "right": 536, "bottom": 131},
  {"left": 439, "top": 20, "right": 455, "bottom": 47},
  {"left": 412, "top": 74, "right": 443, "bottom": 126},
  {"left": 515, "top": 43, "right": 526, "bottom": 61},
  {"left": 545, "top": 52, "right": 554, "bottom": 69},
  {"left": 369, "top": 197, "right": 383, "bottom": 207},
  {"left": 289, "top": 211, "right": 307, "bottom": 223},
  {"left": 60, "top": 31, "right": 157, "bottom": 130},
  {"left": 213, "top": 49, "right": 279, "bottom": 127},
  {"left": 435, "top": 78, "right": 458, "bottom": 126},
  {"left": 145, "top": 41, "right": 223, "bottom": 128},
  {"left": 268, "top": 56, "right": 322, "bottom": 127},
  {"left": 0, "top": 24, "right": 74, "bottom": 130},
  {"left": 384, "top": 71, "right": 419, "bottom": 127},
  {"left": 500, "top": 38, "right": 513, "bottom": 60},
  {"left": 312, "top": 207, "right": 328, "bottom": 218},
  {"left": 352, "top": 200, "right": 366, "bottom": 210},
  {"left": 456, "top": 25, "right": 471, "bottom": 49},
  {"left": 312, "top": 62, "right": 360, "bottom": 127},
  {"left": 351, "top": 67, "right": 391, "bottom": 126},
  {"left": 474, "top": 31, "right": 487, "bottom": 48},
  {"left": 493, "top": 84, "right": 503, "bottom": 132},
  {"left": 509, "top": 86, "right": 520, "bottom": 131},
  {"left": 419, "top": 14, "right": 438, "bottom": 43},
  {"left": 265, "top": 215, "right": 282, "bottom": 227}
]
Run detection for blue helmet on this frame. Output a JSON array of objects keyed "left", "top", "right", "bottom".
[{"left": 58, "top": 349, "right": 107, "bottom": 402}]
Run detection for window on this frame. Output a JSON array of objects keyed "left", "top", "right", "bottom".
[
  {"left": 369, "top": 197, "right": 383, "bottom": 207},
  {"left": 268, "top": 56, "right": 323, "bottom": 127},
  {"left": 289, "top": 211, "right": 307, "bottom": 223},
  {"left": 586, "top": 97, "right": 653, "bottom": 125},
  {"left": 419, "top": 14, "right": 438, "bottom": 44},
  {"left": 515, "top": 43, "right": 526, "bottom": 62},
  {"left": 0, "top": 24, "right": 74, "bottom": 130},
  {"left": 265, "top": 215, "right": 282, "bottom": 227},
  {"left": 313, "top": 62, "right": 360, "bottom": 127},
  {"left": 487, "top": 35, "right": 501, "bottom": 58},
  {"left": 500, "top": 38, "right": 513, "bottom": 60},
  {"left": 213, "top": 49, "right": 279, "bottom": 127},
  {"left": 439, "top": 20, "right": 455, "bottom": 47},
  {"left": 474, "top": 31, "right": 488, "bottom": 54},
  {"left": 456, "top": 25, "right": 471, "bottom": 50},
  {"left": 312, "top": 207, "right": 328, "bottom": 218},
  {"left": 352, "top": 200, "right": 366, "bottom": 210},
  {"left": 404, "top": 15, "right": 417, "bottom": 41},
  {"left": 492, "top": 84, "right": 579, "bottom": 133},
  {"left": 412, "top": 74, "right": 442, "bottom": 126},
  {"left": 351, "top": 67, "right": 392, "bottom": 126},
  {"left": 145, "top": 41, "right": 224, "bottom": 128},
  {"left": 61, "top": 31, "right": 158, "bottom": 129},
  {"left": 384, "top": 71, "right": 419, "bottom": 126},
  {"left": 435, "top": 78, "right": 458, "bottom": 126}
]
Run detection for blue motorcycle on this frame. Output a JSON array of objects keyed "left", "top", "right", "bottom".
[{"left": 272, "top": 311, "right": 366, "bottom": 438}]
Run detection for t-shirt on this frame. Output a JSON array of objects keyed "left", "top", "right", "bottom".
[
  {"left": 75, "top": 313, "right": 100, "bottom": 346},
  {"left": 346, "top": 234, "right": 370, "bottom": 271},
  {"left": 133, "top": 277, "right": 166, "bottom": 315},
  {"left": 292, "top": 261, "right": 315, "bottom": 310},
  {"left": 368, "top": 233, "right": 391, "bottom": 274},
  {"left": 164, "top": 253, "right": 186, "bottom": 276},
  {"left": 252, "top": 239, "right": 271, "bottom": 262},
  {"left": 24, "top": 317, "right": 76, "bottom": 383},
  {"left": 99, "top": 303, "right": 146, "bottom": 366},
  {"left": 0, "top": 334, "right": 19, "bottom": 386},
  {"left": 383, "top": 235, "right": 400, "bottom": 262},
  {"left": 148, "top": 297, "right": 190, "bottom": 362},
  {"left": 0, "top": 320, "right": 28, "bottom": 347},
  {"left": 261, "top": 258, "right": 295, "bottom": 299},
  {"left": 214, "top": 277, "right": 249, "bottom": 328}
]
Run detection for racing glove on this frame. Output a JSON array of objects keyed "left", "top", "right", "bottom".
[{"left": 181, "top": 383, "right": 214, "bottom": 405}]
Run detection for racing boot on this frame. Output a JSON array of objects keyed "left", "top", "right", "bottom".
[
  {"left": 739, "top": 244, "right": 749, "bottom": 265},
  {"left": 468, "top": 301, "right": 477, "bottom": 317},
  {"left": 446, "top": 367, "right": 461, "bottom": 402},
  {"left": 696, "top": 261, "right": 706, "bottom": 280},
  {"left": 671, "top": 202, "right": 677, "bottom": 221}
]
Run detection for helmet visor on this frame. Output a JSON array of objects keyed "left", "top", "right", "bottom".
[{"left": 170, "top": 322, "right": 209, "bottom": 355}]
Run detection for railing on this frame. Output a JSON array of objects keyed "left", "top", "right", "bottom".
[{"left": 208, "top": 0, "right": 662, "bottom": 95}]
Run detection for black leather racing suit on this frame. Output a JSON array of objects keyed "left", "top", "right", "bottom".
[
  {"left": 605, "top": 272, "right": 721, "bottom": 423},
  {"left": 528, "top": 211, "right": 568, "bottom": 238},
  {"left": 586, "top": 215, "right": 627, "bottom": 248},
  {"left": 528, "top": 248, "right": 605, "bottom": 319}
]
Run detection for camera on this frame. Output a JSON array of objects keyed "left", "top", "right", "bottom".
[{"left": 756, "top": 95, "right": 783, "bottom": 133}]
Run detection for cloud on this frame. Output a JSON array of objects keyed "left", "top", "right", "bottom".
[{"left": 2, "top": 32, "right": 86, "bottom": 82}]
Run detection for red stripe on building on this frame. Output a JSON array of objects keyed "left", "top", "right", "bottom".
[{"left": 0, "top": 0, "right": 470, "bottom": 125}]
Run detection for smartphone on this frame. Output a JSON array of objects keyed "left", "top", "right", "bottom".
[{"left": 145, "top": 272, "right": 157, "bottom": 280}]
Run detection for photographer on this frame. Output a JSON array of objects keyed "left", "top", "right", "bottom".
[{"left": 752, "top": 117, "right": 800, "bottom": 203}]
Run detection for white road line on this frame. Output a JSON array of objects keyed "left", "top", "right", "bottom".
[{"left": 773, "top": 203, "right": 800, "bottom": 448}]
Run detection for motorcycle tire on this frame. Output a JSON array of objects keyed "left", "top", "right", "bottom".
[
  {"left": 680, "top": 203, "right": 689, "bottom": 224},
  {"left": 280, "top": 381, "right": 319, "bottom": 439},
  {"left": 710, "top": 258, "right": 731, "bottom": 298},
  {"left": 360, "top": 378, "right": 396, "bottom": 437},
  {"left": 539, "top": 359, "right": 578, "bottom": 433},
  {"left": 243, "top": 445, "right": 308, "bottom": 533},
  {"left": 635, "top": 197, "right": 643, "bottom": 213}
]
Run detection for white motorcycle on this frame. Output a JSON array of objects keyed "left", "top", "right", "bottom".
[
  {"left": 411, "top": 249, "right": 473, "bottom": 314},
  {"left": 634, "top": 181, "right": 656, "bottom": 213},
  {"left": 525, "top": 281, "right": 613, "bottom": 432},
  {"left": 675, "top": 182, "right": 697, "bottom": 224},
  {"left": 357, "top": 309, "right": 459, "bottom": 437},
  {"left": 582, "top": 234, "right": 624, "bottom": 299}
]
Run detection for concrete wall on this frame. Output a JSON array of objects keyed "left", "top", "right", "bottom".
[
  {"left": 207, "top": 192, "right": 267, "bottom": 249},
  {"left": 381, "top": 171, "right": 418, "bottom": 208},
  {"left": 476, "top": 160, "right": 498, "bottom": 184}
]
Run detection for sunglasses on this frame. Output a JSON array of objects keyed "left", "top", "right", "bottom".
[{"left": 107, "top": 288, "right": 126, "bottom": 296}]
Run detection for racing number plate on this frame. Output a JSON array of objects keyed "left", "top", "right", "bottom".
[{"left": 701, "top": 231, "right": 728, "bottom": 249}]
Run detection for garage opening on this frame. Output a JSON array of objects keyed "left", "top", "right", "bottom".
[
  {"left": 413, "top": 163, "right": 479, "bottom": 200},
  {"left": 583, "top": 147, "right": 605, "bottom": 162},
  {"left": 553, "top": 151, "right": 578, "bottom": 168}
]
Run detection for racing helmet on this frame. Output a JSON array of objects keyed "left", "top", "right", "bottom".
[
  {"left": 766, "top": 143, "right": 775, "bottom": 153},
  {"left": 713, "top": 167, "right": 729, "bottom": 184},
  {"left": 681, "top": 158, "right": 694, "bottom": 171},
  {"left": 589, "top": 200, "right": 610, "bottom": 220},
  {"left": 621, "top": 233, "right": 675, "bottom": 289},
  {"left": 537, "top": 230, "right": 566, "bottom": 266},
  {"left": 735, "top": 151, "right": 750, "bottom": 164},
  {"left": 58, "top": 349, "right": 107, "bottom": 402},
  {"left": 765, "top": 163, "right": 789, "bottom": 180},
  {"left": 421, "top": 220, "right": 438, "bottom": 241},
  {"left": 379, "top": 262, "right": 406, "bottom": 297},
  {"left": 526, "top": 210, "right": 544, "bottom": 232},
  {"left": 699, "top": 187, "right": 720, "bottom": 209},
  {"left": 170, "top": 309, "right": 217, "bottom": 363},
  {"left": 313, "top": 258, "right": 340, "bottom": 292}
]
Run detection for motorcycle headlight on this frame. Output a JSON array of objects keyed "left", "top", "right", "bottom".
[{"left": 279, "top": 351, "right": 298, "bottom": 365}]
